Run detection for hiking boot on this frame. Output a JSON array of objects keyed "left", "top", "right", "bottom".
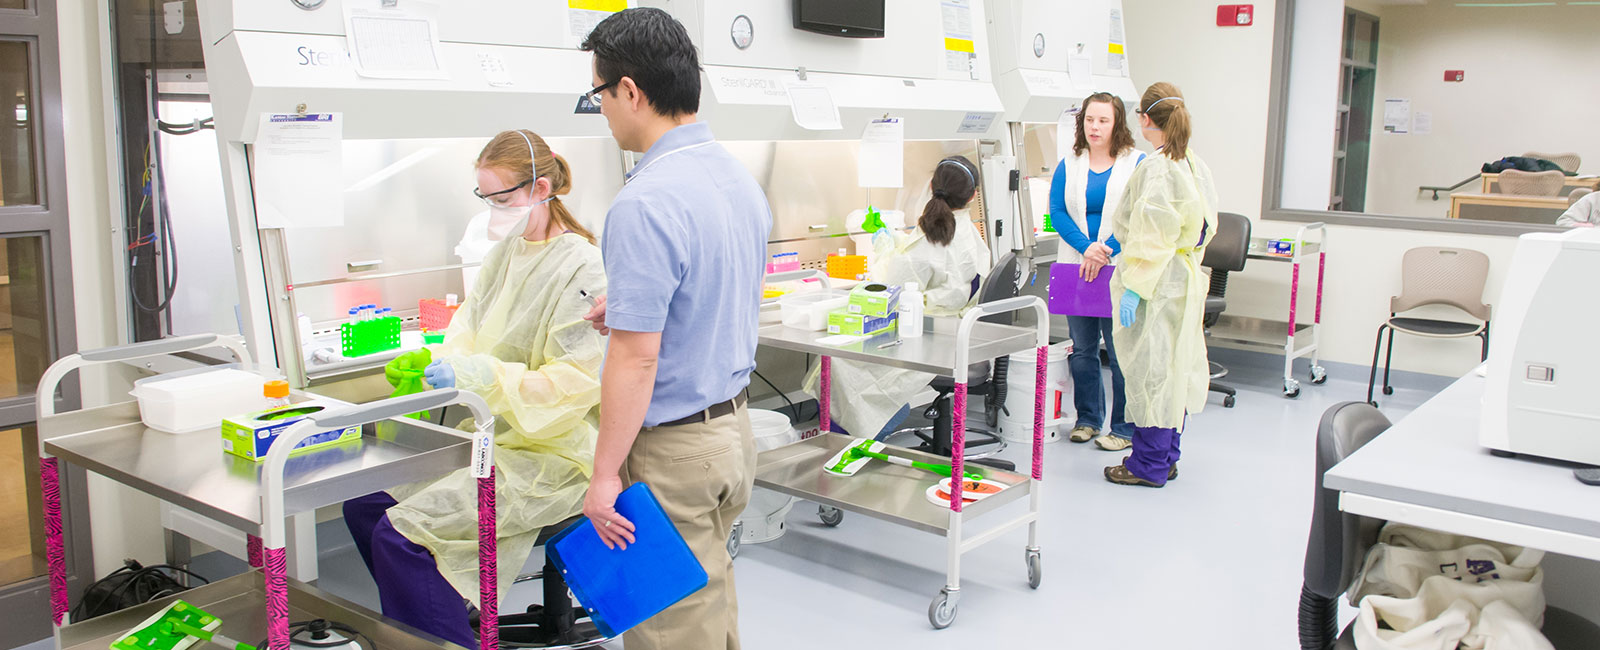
[{"left": 1104, "top": 463, "right": 1163, "bottom": 487}]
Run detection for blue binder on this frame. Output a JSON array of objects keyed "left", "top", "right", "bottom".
[{"left": 546, "top": 483, "right": 709, "bottom": 638}]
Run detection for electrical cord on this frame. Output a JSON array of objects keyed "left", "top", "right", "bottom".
[
  {"left": 750, "top": 369, "right": 801, "bottom": 423},
  {"left": 133, "top": 3, "right": 181, "bottom": 319},
  {"left": 69, "top": 561, "right": 211, "bottom": 621}
]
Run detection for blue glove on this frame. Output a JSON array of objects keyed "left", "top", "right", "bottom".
[
  {"left": 423, "top": 359, "right": 456, "bottom": 389},
  {"left": 1119, "top": 291, "right": 1142, "bottom": 328}
]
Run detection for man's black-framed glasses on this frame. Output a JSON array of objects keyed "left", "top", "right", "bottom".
[
  {"left": 473, "top": 179, "right": 532, "bottom": 207},
  {"left": 583, "top": 80, "right": 618, "bottom": 106}
]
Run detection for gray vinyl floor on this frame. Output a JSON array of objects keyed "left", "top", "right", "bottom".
[{"left": 15, "top": 350, "right": 1452, "bottom": 650}]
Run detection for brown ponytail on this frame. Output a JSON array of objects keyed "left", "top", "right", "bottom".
[
  {"left": 475, "top": 130, "right": 597, "bottom": 244},
  {"left": 1139, "top": 82, "right": 1192, "bottom": 161},
  {"left": 920, "top": 156, "right": 978, "bottom": 246}
]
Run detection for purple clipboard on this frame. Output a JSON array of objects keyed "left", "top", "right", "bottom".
[{"left": 1048, "top": 263, "right": 1115, "bottom": 318}]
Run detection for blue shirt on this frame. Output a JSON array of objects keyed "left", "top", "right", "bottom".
[
  {"left": 601, "top": 122, "right": 773, "bottom": 426},
  {"left": 1048, "top": 154, "right": 1146, "bottom": 258}
]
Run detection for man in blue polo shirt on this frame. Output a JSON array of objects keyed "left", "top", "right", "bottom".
[{"left": 578, "top": 8, "right": 770, "bottom": 650}]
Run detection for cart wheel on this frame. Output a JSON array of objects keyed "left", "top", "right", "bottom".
[
  {"left": 1368, "top": 400, "right": 1380, "bottom": 408},
  {"left": 1310, "top": 366, "right": 1328, "bottom": 385},
  {"left": 727, "top": 522, "right": 743, "bottom": 559},
  {"left": 818, "top": 505, "right": 843, "bottom": 527},
  {"left": 928, "top": 590, "right": 958, "bottom": 629},
  {"left": 1283, "top": 379, "right": 1301, "bottom": 399},
  {"left": 1382, "top": 385, "right": 1394, "bottom": 396},
  {"left": 1025, "top": 550, "right": 1042, "bottom": 590},
  {"left": 1223, "top": 395, "right": 1236, "bottom": 409}
]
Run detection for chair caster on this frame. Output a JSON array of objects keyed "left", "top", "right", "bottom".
[
  {"left": 1223, "top": 395, "right": 1236, "bottom": 408},
  {"left": 1382, "top": 385, "right": 1394, "bottom": 396}
]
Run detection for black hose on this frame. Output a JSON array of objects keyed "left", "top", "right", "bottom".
[
  {"left": 751, "top": 369, "right": 800, "bottom": 423},
  {"left": 1297, "top": 583, "right": 1341, "bottom": 650}
]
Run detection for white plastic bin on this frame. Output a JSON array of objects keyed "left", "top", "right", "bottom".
[
  {"left": 131, "top": 368, "right": 270, "bottom": 434},
  {"left": 997, "top": 342, "right": 1072, "bottom": 443},
  {"left": 779, "top": 291, "right": 847, "bottom": 331},
  {"left": 738, "top": 409, "right": 800, "bottom": 544}
]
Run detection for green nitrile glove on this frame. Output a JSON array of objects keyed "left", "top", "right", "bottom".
[
  {"left": 387, "top": 348, "right": 433, "bottom": 420},
  {"left": 862, "top": 206, "right": 886, "bottom": 234}
]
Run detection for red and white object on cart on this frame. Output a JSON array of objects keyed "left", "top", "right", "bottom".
[{"left": 997, "top": 341, "right": 1071, "bottom": 443}]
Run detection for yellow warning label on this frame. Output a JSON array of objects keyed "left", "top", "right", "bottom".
[
  {"left": 569, "top": 0, "right": 627, "bottom": 12},
  {"left": 1108, "top": 43, "right": 1125, "bottom": 55},
  {"left": 944, "top": 38, "right": 976, "bottom": 53}
]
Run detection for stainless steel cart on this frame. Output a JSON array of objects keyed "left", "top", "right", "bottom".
[
  {"left": 36, "top": 333, "right": 501, "bottom": 650},
  {"left": 754, "top": 294, "right": 1051, "bottom": 629},
  {"left": 1205, "top": 222, "right": 1329, "bottom": 398}
]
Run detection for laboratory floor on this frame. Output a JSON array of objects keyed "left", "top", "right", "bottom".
[{"left": 13, "top": 350, "right": 1451, "bottom": 650}]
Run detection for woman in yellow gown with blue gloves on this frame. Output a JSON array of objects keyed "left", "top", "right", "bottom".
[
  {"left": 1104, "top": 83, "right": 1219, "bottom": 488},
  {"left": 343, "top": 130, "right": 606, "bottom": 646}
]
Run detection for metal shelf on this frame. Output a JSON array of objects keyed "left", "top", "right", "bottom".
[
  {"left": 42, "top": 399, "right": 471, "bottom": 532},
  {"left": 1208, "top": 315, "right": 1315, "bottom": 349},
  {"left": 753, "top": 433, "right": 1031, "bottom": 536},
  {"left": 56, "top": 571, "right": 462, "bottom": 650},
  {"left": 758, "top": 321, "right": 1037, "bottom": 376}
]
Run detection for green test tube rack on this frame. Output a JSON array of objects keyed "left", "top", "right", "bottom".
[{"left": 340, "top": 316, "right": 402, "bottom": 357}]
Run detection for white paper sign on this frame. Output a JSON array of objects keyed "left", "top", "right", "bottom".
[
  {"left": 1412, "top": 110, "right": 1432, "bottom": 135},
  {"left": 1108, "top": 10, "right": 1127, "bottom": 76},
  {"left": 565, "top": 0, "right": 628, "bottom": 48},
  {"left": 786, "top": 83, "right": 842, "bottom": 131},
  {"left": 477, "top": 53, "right": 512, "bottom": 88},
  {"left": 858, "top": 118, "right": 905, "bottom": 188},
  {"left": 1068, "top": 54, "right": 1094, "bottom": 90},
  {"left": 941, "top": 0, "right": 978, "bottom": 79},
  {"left": 253, "top": 113, "right": 343, "bottom": 229},
  {"left": 343, "top": 1, "right": 447, "bottom": 80},
  {"left": 1384, "top": 98, "right": 1411, "bottom": 134}
]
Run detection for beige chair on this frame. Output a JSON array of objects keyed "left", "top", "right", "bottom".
[
  {"left": 1570, "top": 187, "right": 1593, "bottom": 207},
  {"left": 1496, "top": 169, "right": 1565, "bottom": 196},
  {"left": 1367, "top": 247, "right": 1491, "bottom": 406},
  {"left": 1522, "top": 151, "right": 1581, "bottom": 173}
]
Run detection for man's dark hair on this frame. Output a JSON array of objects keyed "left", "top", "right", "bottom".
[{"left": 581, "top": 8, "right": 701, "bottom": 117}]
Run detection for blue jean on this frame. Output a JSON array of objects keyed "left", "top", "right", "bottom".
[
  {"left": 1065, "top": 315, "right": 1133, "bottom": 439},
  {"left": 343, "top": 493, "right": 476, "bottom": 649}
]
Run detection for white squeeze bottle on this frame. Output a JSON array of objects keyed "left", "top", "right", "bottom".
[{"left": 900, "top": 282, "right": 924, "bottom": 338}]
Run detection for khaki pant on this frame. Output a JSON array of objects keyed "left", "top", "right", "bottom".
[{"left": 620, "top": 404, "right": 756, "bottom": 650}]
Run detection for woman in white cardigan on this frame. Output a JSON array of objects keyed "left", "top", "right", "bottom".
[{"left": 1049, "top": 92, "right": 1146, "bottom": 451}]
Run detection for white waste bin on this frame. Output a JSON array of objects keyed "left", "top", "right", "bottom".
[
  {"left": 738, "top": 409, "right": 800, "bottom": 544},
  {"left": 997, "top": 341, "right": 1072, "bottom": 443}
]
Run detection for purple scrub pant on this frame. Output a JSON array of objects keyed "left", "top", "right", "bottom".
[
  {"left": 1125, "top": 424, "right": 1182, "bottom": 486},
  {"left": 343, "top": 492, "right": 476, "bottom": 649}
]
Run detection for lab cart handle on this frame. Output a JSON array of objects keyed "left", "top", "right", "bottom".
[
  {"left": 953, "top": 296, "right": 1049, "bottom": 373},
  {"left": 37, "top": 333, "right": 253, "bottom": 419},
  {"left": 765, "top": 269, "right": 833, "bottom": 291},
  {"left": 258, "top": 389, "right": 498, "bottom": 650}
]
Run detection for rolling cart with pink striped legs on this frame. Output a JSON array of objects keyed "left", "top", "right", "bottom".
[
  {"left": 754, "top": 295, "right": 1051, "bottom": 629},
  {"left": 35, "top": 333, "right": 501, "bottom": 650}
]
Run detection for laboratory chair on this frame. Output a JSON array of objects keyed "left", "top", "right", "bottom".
[
  {"left": 1299, "top": 402, "right": 1600, "bottom": 650},
  {"left": 1496, "top": 169, "right": 1566, "bottom": 197},
  {"left": 479, "top": 515, "right": 608, "bottom": 649},
  {"left": 1200, "top": 211, "right": 1251, "bottom": 409},
  {"left": 1568, "top": 187, "right": 1592, "bottom": 207},
  {"left": 1366, "top": 247, "right": 1490, "bottom": 407},
  {"left": 1522, "top": 151, "right": 1581, "bottom": 174},
  {"left": 886, "top": 252, "right": 1022, "bottom": 472}
]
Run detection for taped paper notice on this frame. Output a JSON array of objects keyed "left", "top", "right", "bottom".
[
  {"left": 1413, "top": 110, "right": 1432, "bottom": 135},
  {"left": 1068, "top": 54, "right": 1093, "bottom": 90},
  {"left": 1108, "top": 9, "right": 1127, "bottom": 76},
  {"left": 1384, "top": 99, "right": 1410, "bottom": 134},
  {"left": 859, "top": 118, "right": 904, "bottom": 188},
  {"left": 253, "top": 113, "right": 343, "bottom": 229},
  {"left": 941, "top": 0, "right": 978, "bottom": 79},
  {"left": 343, "top": 1, "right": 446, "bottom": 80},
  {"left": 786, "top": 83, "right": 842, "bottom": 131},
  {"left": 566, "top": 0, "right": 627, "bottom": 48}
]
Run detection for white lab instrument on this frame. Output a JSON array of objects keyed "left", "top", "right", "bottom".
[{"left": 1481, "top": 227, "right": 1600, "bottom": 464}]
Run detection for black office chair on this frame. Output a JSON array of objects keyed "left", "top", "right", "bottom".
[
  {"left": 887, "top": 252, "right": 1022, "bottom": 472},
  {"left": 1201, "top": 212, "right": 1251, "bottom": 409},
  {"left": 1299, "top": 402, "right": 1600, "bottom": 650},
  {"left": 475, "top": 516, "right": 609, "bottom": 649}
]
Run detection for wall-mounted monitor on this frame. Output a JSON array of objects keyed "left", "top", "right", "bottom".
[{"left": 793, "top": 0, "right": 886, "bottom": 39}]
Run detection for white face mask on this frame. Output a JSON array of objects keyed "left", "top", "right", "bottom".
[
  {"left": 486, "top": 195, "right": 552, "bottom": 241},
  {"left": 484, "top": 130, "right": 551, "bottom": 242}
]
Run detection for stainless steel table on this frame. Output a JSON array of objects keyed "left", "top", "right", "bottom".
[
  {"left": 754, "top": 296, "right": 1051, "bottom": 629},
  {"left": 1325, "top": 371, "right": 1600, "bottom": 561},
  {"left": 36, "top": 334, "right": 505, "bottom": 650}
]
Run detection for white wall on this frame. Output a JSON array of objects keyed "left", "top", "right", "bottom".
[
  {"left": 1364, "top": 3, "right": 1600, "bottom": 219},
  {"left": 1122, "top": 0, "right": 1515, "bottom": 378},
  {"left": 58, "top": 1, "right": 166, "bottom": 577}
]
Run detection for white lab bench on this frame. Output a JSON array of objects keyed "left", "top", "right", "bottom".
[{"left": 1325, "top": 371, "right": 1600, "bottom": 562}]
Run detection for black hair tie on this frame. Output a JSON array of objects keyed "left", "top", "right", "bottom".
[{"left": 932, "top": 189, "right": 949, "bottom": 199}]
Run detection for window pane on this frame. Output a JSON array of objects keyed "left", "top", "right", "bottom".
[
  {"left": 0, "top": 41, "right": 35, "bottom": 206},
  {"left": 0, "top": 237, "right": 49, "bottom": 399},
  {"left": 0, "top": 425, "right": 44, "bottom": 586}
]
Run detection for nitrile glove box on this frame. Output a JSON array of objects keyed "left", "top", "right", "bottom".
[
  {"left": 220, "top": 399, "right": 361, "bottom": 461},
  {"left": 847, "top": 283, "right": 901, "bottom": 318},
  {"left": 828, "top": 309, "right": 898, "bottom": 336}
]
